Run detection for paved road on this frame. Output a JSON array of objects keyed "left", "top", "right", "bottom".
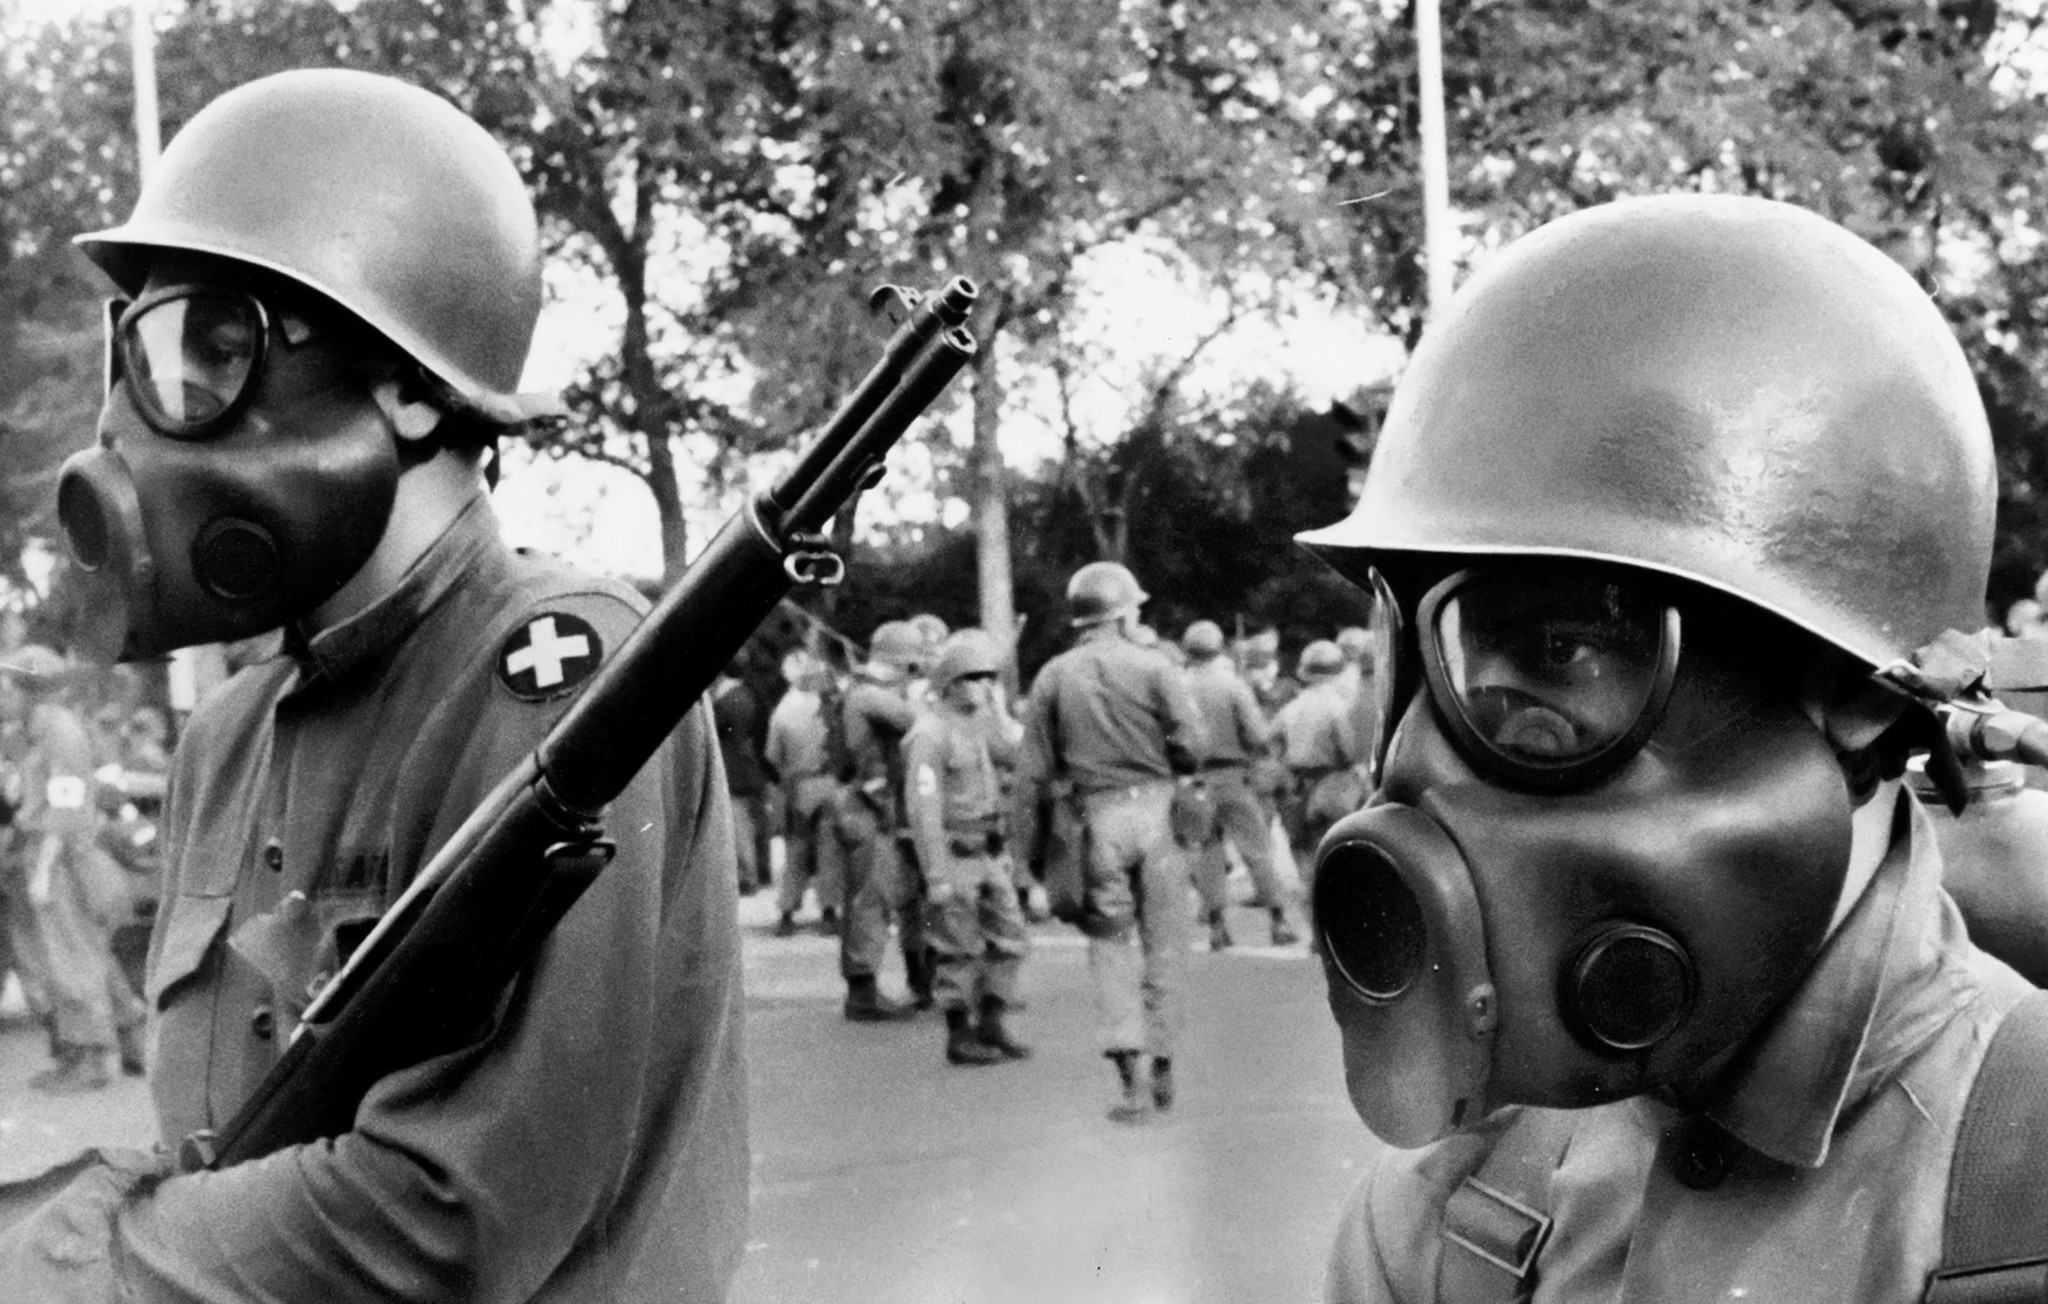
[{"left": 0, "top": 891, "right": 1379, "bottom": 1303}]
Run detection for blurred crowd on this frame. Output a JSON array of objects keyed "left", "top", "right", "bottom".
[
  {"left": 0, "top": 635, "right": 173, "bottom": 1095},
  {"left": 708, "top": 582, "right": 1380, "bottom": 1101}
]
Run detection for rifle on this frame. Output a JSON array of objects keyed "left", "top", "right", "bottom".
[{"left": 189, "top": 278, "right": 979, "bottom": 1171}]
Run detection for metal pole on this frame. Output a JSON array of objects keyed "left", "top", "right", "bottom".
[
  {"left": 130, "top": 0, "right": 161, "bottom": 182},
  {"left": 1415, "top": 0, "right": 1454, "bottom": 317}
]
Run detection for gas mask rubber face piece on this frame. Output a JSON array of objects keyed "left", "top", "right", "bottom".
[
  {"left": 1312, "top": 563, "right": 1855, "bottom": 1148},
  {"left": 57, "top": 284, "right": 403, "bottom": 662}
]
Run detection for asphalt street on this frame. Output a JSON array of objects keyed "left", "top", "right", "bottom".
[{"left": 0, "top": 887, "right": 1379, "bottom": 1303}]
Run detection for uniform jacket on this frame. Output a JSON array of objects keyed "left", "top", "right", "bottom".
[
  {"left": 842, "top": 675, "right": 919, "bottom": 824},
  {"left": 764, "top": 686, "right": 828, "bottom": 783},
  {"left": 114, "top": 498, "right": 749, "bottom": 1304},
  {"left": 1017, "top": 629, "right": 1204, "bottom": 796},
  {"left": 1326, "top": 790, "right": 2035, "bottom": 1304},
  {"left": 1183, "top": 656, "right": 1271, "bottom": 767},
  {"left": 904, "top": 702, "right": 1015, "bottom": 886},
  {"left": 1273, "top": 678, "right": 1360, "bottom": 773}
]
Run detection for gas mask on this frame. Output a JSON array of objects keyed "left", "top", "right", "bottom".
[
  {"left": 1312, "top": 562, "right": 1856, "bottom": 1148},
  {"left": 57, "top": 285, "right": 403, "bottom": 662}
]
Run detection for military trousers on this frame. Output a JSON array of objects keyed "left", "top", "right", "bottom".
[
  {"left": 1080, "top": 781, "right": 1192, "bottom": 1056},
  {"left": 775, "top": 773, "right": 843, "bottom": 916},
  {"left": 33, "top": 837, "right": 142, "bottom": 1051},
  {"left": 926, "top": 848, "right": 1028, "bottom": 1010},
  {"left": 1190, "top": 766, "right": 1294, "bottom": 915},
  {"left": 829, "top": 790, "right": 925, "bottom": 980}
]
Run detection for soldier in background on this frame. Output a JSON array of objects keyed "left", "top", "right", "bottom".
[
  {"left": 905, "top": 630, "right": 1031, "bottom": 1065},
  {"left": 1015, "top": 561, "right": 1205, "bottom": 1121},
  {"left": 827, "top": 621, "right": 930, "bottom": 1020},
  {"left": 1179, "top": 620, "right": 1300, "bottom": 949},
  {"left": 1270, "top": 639, "right": 1366, "bottom": 881},
  {"left": 0, "top": 646, "right": 143, "bottom": 1094},
  {"left": 767, "top": 647, "right": 842, "bottom": 936}
]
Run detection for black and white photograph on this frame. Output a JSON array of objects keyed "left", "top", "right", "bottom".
[{"left": 5, "top": 1, "right": 2048, "bottom": 1301}]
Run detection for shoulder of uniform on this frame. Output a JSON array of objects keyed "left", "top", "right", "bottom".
[{"left": 488, "top": 561, "right": 649, "bottom": 705}]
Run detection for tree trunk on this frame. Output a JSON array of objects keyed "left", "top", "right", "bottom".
[{"left": 971, "top": 301, "right": 1017, "bottom": 691}]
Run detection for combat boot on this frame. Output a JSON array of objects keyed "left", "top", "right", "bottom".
[
  {"left": 1107, "top": 1049, "right": 1149, "bottom": 1122},
  {"left": 1151, "top": 1056, "right": 1175, "bottom": 1110},
  {"left": 903, "top": 947, "right": 935, "bottom": 1011},
  {"left": 1207, "top": 909, "right": 1233, "bottom": 952},
  {"left": 773, "top": 912, "right": 799, "bottom": 938},
  {"left": 844, "top": 974, "right": 915, "bottom": 1022},
  {"left": 945, "top": 1009, "right": 1004, "bottom": 1066},
  {"left": 30, "top": 1047, "right": 109, "bottom": 1096},
  {"left": 1269, "top": 908, "right": 1300, "bottom": 948},
  {"left": 976, "top": 996, "right": 1031, "bottom": 1060}
]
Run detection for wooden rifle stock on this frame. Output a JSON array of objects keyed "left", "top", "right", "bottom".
[{"left": 199, "top": 279, "right": 978, "bottom": 1170}]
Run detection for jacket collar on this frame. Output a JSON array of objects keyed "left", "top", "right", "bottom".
[
  {"left": 285, "top": 494, "right": 499, "bottom": 687},
  {"left": 1688, "top": 786, "right": 1969, "bottom": 1168}
]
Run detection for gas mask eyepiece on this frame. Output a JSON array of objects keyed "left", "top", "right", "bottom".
[{"left": 1365, "top": 565, "right": 1683, "bottom": 792}]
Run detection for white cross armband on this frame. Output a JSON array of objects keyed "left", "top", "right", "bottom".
[{"left": 916, "top": 765, "right": 940, "bottom": 797}]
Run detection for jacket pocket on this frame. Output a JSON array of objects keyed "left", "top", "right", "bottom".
[{"left": 146, "top": 893, "right": 233, "bottom": 1011}]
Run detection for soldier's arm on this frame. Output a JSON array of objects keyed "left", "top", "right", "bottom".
[
  {"left": 1154, "top": 661, "right": 1206, "bottom": 774},
  {"left": 1236, "top": 679, "right": 1275, "bottom": 755},
  {"left": 1010, "top": 673, "right": 1059, "bottom": 864},
  {"left": 904, "top": 723, "right": 954, "bottom": 895}
]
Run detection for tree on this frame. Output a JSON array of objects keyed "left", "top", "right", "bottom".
[{"left": 1315, "top": 0, "right": 2048, "bottom": 604}]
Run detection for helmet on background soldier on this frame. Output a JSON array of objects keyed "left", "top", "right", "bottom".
[
  {"left": 1297, "top": 640, "right": 1344, "bottom": 680},
  {"left": 1066, "top": 561, "right": 1148, "bottom": 629},
  {"left": 1181, "top": 620, "right": 1226, "bottom": 661},
  {"left": 908, "top": 613, "right": 951, "bottom": 657},
  {"left": 867, "top": 621, "right": 927, "bottom": 677},
  {"left": 930, "top": 629, "right": 1002, "bottom": 696}
]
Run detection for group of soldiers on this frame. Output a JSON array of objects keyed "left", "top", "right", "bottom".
[
  {"left": 715, "top": 614, "right": 1034, "bottom": 1068},
  {"left": 13, "top": 58, "right": 2048, "bottom": 1304},
  {"left": 712, "top": 563, "right": 1388, "bottom": 1117},
  {"left": 0, "top": 646, "right": 168, "bottom": 1095}
]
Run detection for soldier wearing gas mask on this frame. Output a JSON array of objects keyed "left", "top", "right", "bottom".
[
  {"left": 1303, "top": 195, "right": 2045, "bottom": 1302},
  {"left": 0, "top": 70, "right": 747, "bottom": 1302}
]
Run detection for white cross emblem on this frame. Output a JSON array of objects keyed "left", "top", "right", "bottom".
[{"left": 505, "top": 616, "right": 593, "bottom": 690}]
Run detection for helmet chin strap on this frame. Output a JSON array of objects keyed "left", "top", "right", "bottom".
[{"left": 1828, "top": 777, "right": 1902, "bottom": 937}]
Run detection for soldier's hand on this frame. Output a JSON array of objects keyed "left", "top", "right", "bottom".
[{"left": 0, "top": 1145, "right": 170, "bottom": 1298}]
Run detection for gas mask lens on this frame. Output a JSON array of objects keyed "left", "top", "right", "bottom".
[
  {"left": 109, "top": 289, "right": 277, "bottom": 439},
  {"left": 1418, "top": 567, "right": 1681, "bottom": 789}
]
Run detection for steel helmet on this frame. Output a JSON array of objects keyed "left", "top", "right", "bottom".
[
  {"left": 930, "top": 629, "right": 1002, "bottom": 694},
  {"left": 0, "top": 644, "right": 70, "bottom": 689},
  {"left": 76, "top": 68, "right": 560, "bottom": 424},
  {"left": 1066, "top": 561, "right": 1148, "bottom": 628},
  {"left": 1298, "top": 194, "right": 1995, "bottom": 670},
  {"left": 1299, "top": 639, "right": 1345, "bottom": 679},
  {"left": 908, "top": 613, "right": 951, "bottom": 651},
  {"left": 1181, "top": 620, "right": 1226, "bottom": 660},
  {"left": 867, "top": 620, "right": 926, "bottom": 673}
]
